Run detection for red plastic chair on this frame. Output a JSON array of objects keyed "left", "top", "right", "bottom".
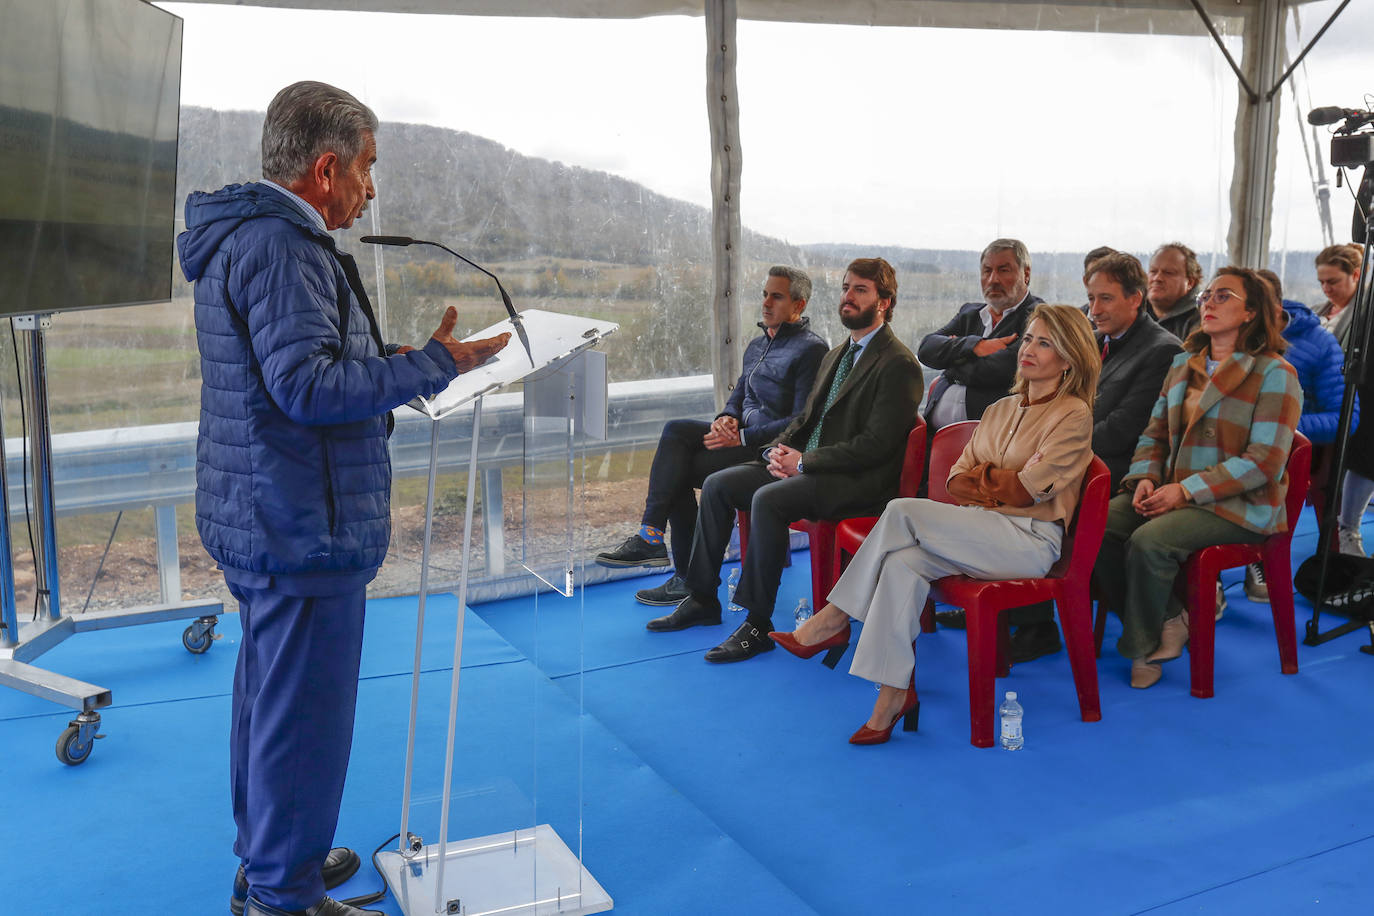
[
  {"left": 932, "top": 456, "right": 1111, "bottom": 747},
  {"left": 834, "top": 420, "right": 978, "bottom": 633},
  {"left": 737, "top": 417, "right": 926, "bottom": 612},
  {"left": 1104, "top": 433, "right": 1309, "bottom": 699}
]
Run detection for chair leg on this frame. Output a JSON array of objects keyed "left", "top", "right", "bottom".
[
  {"left": 1185, "top": 560, "right": 1217, "bottom": 699},
  {"left": 965, "top": 607, "right": 999, "bottom": 748},
  {"left": 1057, "top": 589, "right": 1102, "bottom": 723},
  {"left": 736, "top": 510, "right": 750, "bottom": 561},
  {"left": 920, "top": 597, "right": 936, "bottom": 634},
  {"left": 1263, "top": 543, "right": 1300, "bottom": 675},
  {"left": 995, "top": 615, "right": 1011, "bottom": 678},
  {"left": 809, "top": 523, "right": 837, "bottom": 612}
]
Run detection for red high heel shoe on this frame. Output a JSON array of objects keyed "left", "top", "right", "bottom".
[
  {"left": 849, "top": 675, "right": 919, "bottom": 745},
  {"left": 768, "top": 624, "right": 851, "bottom": 670}
]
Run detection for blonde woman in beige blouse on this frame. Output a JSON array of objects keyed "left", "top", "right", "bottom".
[{"left": 773, "top": 305, "right": 1099, "bottom": 745}]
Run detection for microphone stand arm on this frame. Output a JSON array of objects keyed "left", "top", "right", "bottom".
[{"left": 410, "top": 240, "right": 536, "bottom": 369}]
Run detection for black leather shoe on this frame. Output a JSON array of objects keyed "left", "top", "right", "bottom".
[
  {"left": 646, "top": 594, "right": 721, "bottom": 631},
  {"left": 934, "top": 608, "right": 966, "bottom": 629},
  {"left": 595, "top": 534, "right": 669, "bottom": 568},
  {"left": 704, "top": 621, "right": 775, "bottom": 663},
  {"left": 636, "top": 574, "right": 691, "bottom": 606},
  {"left": 1008, "top": 621, "right": 1062, "bottom": 665},
  {"left": 245, "top": 896, "right": 383, "bottom": 916},
  {"left": 232, "top": 848, "right": 361, "bottom": 916}
]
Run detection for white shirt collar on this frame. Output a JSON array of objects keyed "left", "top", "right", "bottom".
[
  {"left": 259, "top": 179, "right": 328, "bottom": 234},
  {"left": 979, "top": 291, "right": 1031, "bottom": 337}
]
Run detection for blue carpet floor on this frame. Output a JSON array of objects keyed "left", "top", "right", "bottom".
[{"left": 2, "top": 507, "right": 1373, "bottom": 915}]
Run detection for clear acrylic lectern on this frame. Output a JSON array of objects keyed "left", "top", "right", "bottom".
[{"left": 377, "top": 309, "right": 616, "bottom": 916}]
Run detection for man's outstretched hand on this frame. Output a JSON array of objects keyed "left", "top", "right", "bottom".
[{"left": 430, "top": 306, "right": 511, "bottom": 372}]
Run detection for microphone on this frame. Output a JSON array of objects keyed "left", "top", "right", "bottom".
[
  {"left": 358, "top": 235, "right": 415, "bottom": 247},
  {"left": 1308, "top": 106, "right": 1374, "bottom": 127},
  {"left": 359, "top": 234, "right": 534, "bottom": 368}
]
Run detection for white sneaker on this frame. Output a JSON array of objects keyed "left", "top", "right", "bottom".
[
  {"left": 1244, "top": 563, "right": 1269, "bottom": 603},
  {"left": 1338, "top": 525, "right": 1366, "bottom": 557},
  {"left": 1215, "top": 583, "right": 1227, "bottom": 621}
]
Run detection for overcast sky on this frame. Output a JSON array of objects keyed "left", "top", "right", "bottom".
[{"left": 160, "top": 1, "right": 1372, "bottom": 255}]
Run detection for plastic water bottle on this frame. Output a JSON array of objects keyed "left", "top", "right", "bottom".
[
  {"left": 999, "top": 691, "right": 1024, "bottom": 750},
  {"left": 726, "top": 569, "right": 742, "bottom": 612},
  {"left": 793, "top": 597, "right": 812, "bottom": 631}
]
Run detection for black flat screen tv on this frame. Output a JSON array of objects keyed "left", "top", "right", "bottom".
[{"left": 0, "top": 0, "right": 182, "bottom": 316}]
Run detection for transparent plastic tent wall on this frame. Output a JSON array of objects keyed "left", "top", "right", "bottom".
[{"left": 6, "top": 0, "right": 1367, "bottom": 611}]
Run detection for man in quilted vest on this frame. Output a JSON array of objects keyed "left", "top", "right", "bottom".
[{"left": 177, "top": 82, "right": 507, "bottom": 916}]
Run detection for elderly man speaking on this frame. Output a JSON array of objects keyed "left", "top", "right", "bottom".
[{"left": 178, "top": 81, "right": 507, "bottom": 916}]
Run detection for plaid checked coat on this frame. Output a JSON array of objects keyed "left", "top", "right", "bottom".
[{"left": 1123, "top": 350, "right": 1302, "bottom": 535}]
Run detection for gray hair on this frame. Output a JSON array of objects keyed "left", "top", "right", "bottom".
[
  {"left": 767, "top": 265, "right": 812, "bottom": 303},
  {"left": 981, "top": 238, "right": 1032, "bottom": 273},
  {"left": 261, "top": 81, "right": 379, "bottom": 184}
]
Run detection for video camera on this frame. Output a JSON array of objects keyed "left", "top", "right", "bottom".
[{"left": 1309, "top": 104, "right": 1374, "bottom": 242}]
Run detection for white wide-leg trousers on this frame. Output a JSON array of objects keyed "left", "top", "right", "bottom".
[{"left": 827, "top": 498, "right": 1062, "bottom": 688}]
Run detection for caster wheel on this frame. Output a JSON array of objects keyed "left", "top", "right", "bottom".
[
  {"left": 56, "top": 724, "right": 93, "bottom": 766},
  {"left": 183, "top": 623, "right": 212, "bottom": 654}
]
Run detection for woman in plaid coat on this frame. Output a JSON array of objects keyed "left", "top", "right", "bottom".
[{"left": 1095, "top": 267, "right": 1302, "bottom": 689}]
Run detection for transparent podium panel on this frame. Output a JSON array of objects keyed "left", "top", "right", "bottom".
[
  {"left": 521, "top": 351, "right": 606, "bottom": 597},
  {"left": 390, "top": 314, "right": 615, "bottom": 916}
]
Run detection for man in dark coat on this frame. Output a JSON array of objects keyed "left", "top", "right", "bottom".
[
  {"left": 595, "top": 266, "right": 828, "bottom": 607},
  {"left": 1147, "top": 242, "right": 1203, "bottom": 341},
  {"left": 644, "top": 258, "right": 924, "bottom": 663},
  {"left": 177, "top": 81, "right": 506, "bottom": 916},
  {"left": 919, "top": 238, "right": 1041, "bottom": 430}
]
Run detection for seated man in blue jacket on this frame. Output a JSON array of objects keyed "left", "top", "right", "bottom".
[
  {"left": 597, "top": 266, "right": 829, "bottom": 606},
  {"left": 178, "top": 81, "right": 507, "bottom": 916}
]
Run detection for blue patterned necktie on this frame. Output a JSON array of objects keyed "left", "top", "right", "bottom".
[{"left": 806, "top": 342, "right": 860, "bottom": 451}]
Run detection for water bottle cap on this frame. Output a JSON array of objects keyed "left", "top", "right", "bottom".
[{"left": 1006, "top": 691, "right": 1017, "bottom": 700}]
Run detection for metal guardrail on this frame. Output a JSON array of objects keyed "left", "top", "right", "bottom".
[
  {"left": 5, "top": 375, "right": 718, "bottom": 601},
  {"left": 9, "top": 374, "right": 715, "bottom": 517}
]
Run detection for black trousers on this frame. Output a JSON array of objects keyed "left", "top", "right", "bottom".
[
  {"left": 641, "top": 419, "right": 755, "bottom": 574},
  {"left": 685, "top": 463, "right": 824, "bottom": 629}
]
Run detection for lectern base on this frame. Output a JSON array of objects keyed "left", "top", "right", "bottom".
[{"left": 377, "top": 824, "right": 613, "bottom": 916}]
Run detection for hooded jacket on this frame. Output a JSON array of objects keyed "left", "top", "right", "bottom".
[
  {"left": 719, "top": 317, "right": 828, "bottom": 446},
  {"left": 177, "top": 183, "right": 457, "bottom": 583},
  {"left": 1281, "top": 298, "right": 1354, "bottom": 446}
]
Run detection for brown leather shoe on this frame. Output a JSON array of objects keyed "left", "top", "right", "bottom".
[
  {"left": 1130, "top": 658, "right": 1162, "bottom": 689},
  {"left": 1146, "top": 613, "right": 1189, "bottom": 664}
]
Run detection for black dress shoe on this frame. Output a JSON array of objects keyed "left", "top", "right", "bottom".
[
  {"left": 636, "top": 574, "right": 691, "bottom": 606},
  {"left": 1008, "top": 621, "right": 1062, "bottom": 665},
  {"left": 934, "top": 608, "right": 966, "bottom": 629},
  {"left": 232, "top": 848, "right": 362, "bottom": 916},
  {"left": 245, "top": 896, "right": 383, "bottom": 916},
  {"left": 704, "top": 621, "right": 775, "bottom": 663},
  {"left": 646, "top": 594, "right": 721, "bottom": 631},
  {"left": 595, "top": 534, "right": 670, "bottom": 568}
]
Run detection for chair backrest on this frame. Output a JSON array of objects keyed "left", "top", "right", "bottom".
[
  {"left": 927, "top": 420, "right": 979, "bottom": 504},
  {"left": 896, "top": 416, "right": 928, "bottom": 499},
  {"left": 1046, "top": 455, "right": 1112, "bottom": 579},
  {"left": 1282, "top": 432, "right": 1313, "bottom": 535}
]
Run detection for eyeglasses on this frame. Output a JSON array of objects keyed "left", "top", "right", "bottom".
[{"left": 1198, "top": 288, "right": 1246, "bottom": 306}]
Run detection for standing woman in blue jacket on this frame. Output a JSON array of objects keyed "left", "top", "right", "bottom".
[
  {"left": 178, "top": 82, "right": 507, "bottom": 916},
  {"left": 1242, "top": 271, "right": 1356, "bottom": 600}
]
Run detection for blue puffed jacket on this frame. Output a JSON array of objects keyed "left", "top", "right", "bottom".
[
  {"left": 719, "top": 317, "right": 828, "bottom": 446},
  {"left": 176, "top": 183, "right": 458, "bottom": 582},
  {"left": 1281, "top": 299, "right": 1355, "bottom": 446}
]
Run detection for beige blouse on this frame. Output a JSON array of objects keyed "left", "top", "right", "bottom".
[{"left": 947, "top": 392, "right": 1094, "bottom": 526}]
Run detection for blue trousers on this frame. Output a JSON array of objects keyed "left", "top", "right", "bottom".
[{"left": 228, "top": 580, "right": 366, "bottom": 911}]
